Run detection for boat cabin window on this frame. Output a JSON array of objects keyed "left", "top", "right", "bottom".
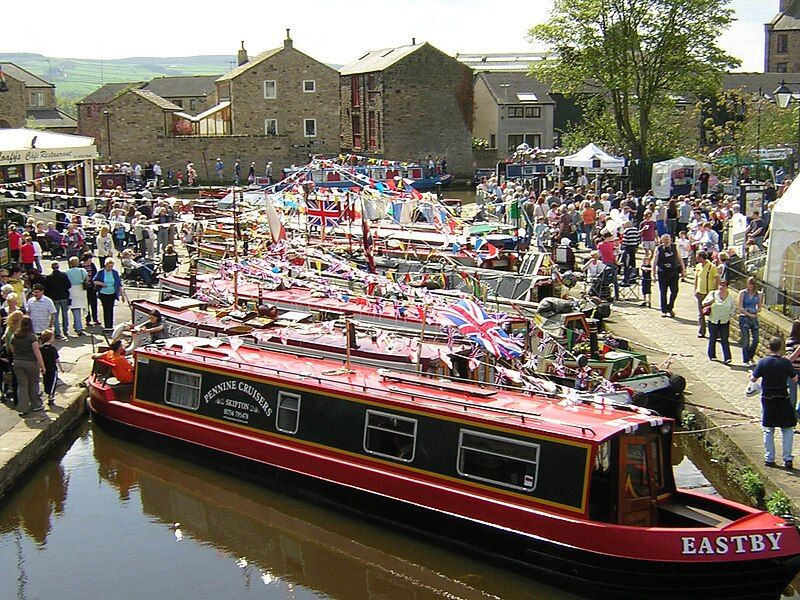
[
  {"left": 276, "top": 391, "right": 301, "bottom": 434},
  {"left": 363, "top": 410, "right": 417, "bottom": 462},
  {"left": 457, "top": 430, "right": 540, "bottom": 492},
  {"left": 164, "top": 369, "right": 202, "bottom": 411}
]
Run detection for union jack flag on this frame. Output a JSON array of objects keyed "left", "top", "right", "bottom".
[
  {"left": 436, "top": 298, "right": 524, "bottom": 359},
  {"left": 306, "top": 198, "right": 341, "bottom": 229}
]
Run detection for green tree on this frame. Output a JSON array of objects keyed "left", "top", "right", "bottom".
[{"left": 530, "top": 0, "right": 740, "bottom": 185}]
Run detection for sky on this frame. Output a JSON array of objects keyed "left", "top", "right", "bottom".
[{"left": 0, "top": 0, "right": 778, "bottom": 72}]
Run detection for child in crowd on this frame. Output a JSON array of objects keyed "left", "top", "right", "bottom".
[
  {"left": 676, "top": 230, "right": 692, "bottom": 278},
  {"left": 39, "top": 329, "right": 62, "bottom": 406},
  {"left": 640, "top": 259, "right": 652, "bottom": 308}
]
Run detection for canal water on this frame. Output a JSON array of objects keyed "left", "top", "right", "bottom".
[{"left": 3, "top": 420, "right": 798, "bottom": 599}]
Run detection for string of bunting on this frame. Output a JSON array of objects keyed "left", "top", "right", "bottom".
[{"left": 2, "top": 163, "right": 81, "bottom": 188}]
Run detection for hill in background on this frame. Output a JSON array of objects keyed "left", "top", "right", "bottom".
[{"left": 0, "top": 53, "right": 234, "bottom": 114}]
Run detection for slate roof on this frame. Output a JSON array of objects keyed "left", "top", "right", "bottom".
[
  {"left": 1, "top": 63, "right": 52, "bottom": 87},
  {"left": 129, "top": 89, "right": 182, "bottom": 111},
  {"left": 722, "top": 73, "right": 795, "bottom": 95},
  {"left": 78, "top": 82, "right": 141, "bottom": 105},
  {"left": 142, "top": 75, "right": 220, "bottom": 98},
  {"left": 340, "top": 43, "right": 425, "bottom": 75},
  {"left": 770, "top": 0, "right": 800, "bottom": 30},
  {"left": 478, "top": 72, "right": 555, "bottom": 105},
  {"left": 26, "top": 109, "right": 77, "bottom": 128},
  {"left": 216, "top": 47, "right": 282, "bottom": 82}
]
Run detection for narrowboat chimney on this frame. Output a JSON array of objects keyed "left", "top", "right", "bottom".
[
  {"left": 587, "top": 318, "right": 599, "bottom": 358},
  {"left": 237, "top": 41, "right": 248, "bottom": 66},
  {"left": 284, "top": 29, "right": 293, "bottom": 49}
]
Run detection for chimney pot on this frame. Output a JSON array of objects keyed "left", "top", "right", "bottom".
[
  {"left": 284, "top": 29, "right": 293, "bottom": 49},
  {"left": 237, "top": 41, "right": 248, "bottom": 66},
  {"left": 412, "top": 37, "right": 416, "bottom": 45}
]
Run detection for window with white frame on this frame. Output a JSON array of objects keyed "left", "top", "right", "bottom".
[
  {"left": 457, "top": 429, "right": 540, "bottom": 491},
  {"left": 276, "top": 391, "right": 301, "bottom": 434},
  {"left": 165, "top": 369, "right": 201, "bottom": 410},
  {"left": 303, "top": 80, "right": 316, "bottom": 93},
  {"left": 29, "top": 92, "right": 45, "bottom": 107},
  {"left": 263, "top": 80, "right": 277, "bottom": 99},
  {"left": 304, "top": 119, "right": 317, "bottom": 137},
  {"left": 363, "top": 410, "right": 417, "bottom": 462},
  {"left": 265, "top": 119, "right": 278, "bottom": 135}
]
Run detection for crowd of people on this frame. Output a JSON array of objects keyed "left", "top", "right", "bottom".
[{"left": 0, "top": 189, "right": 195, "bottom": 418}]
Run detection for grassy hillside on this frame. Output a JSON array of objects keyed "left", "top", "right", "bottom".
[{"left": 0, "top": 52, "right": 233, "bottom": 101}]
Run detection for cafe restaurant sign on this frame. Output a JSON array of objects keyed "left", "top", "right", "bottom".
[{"left": 0, "top": 146, "right": 98, "bottom": 167}]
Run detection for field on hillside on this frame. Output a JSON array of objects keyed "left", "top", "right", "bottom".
[{"left": 0, "top": 53, "right": 233, "bottom": 99}]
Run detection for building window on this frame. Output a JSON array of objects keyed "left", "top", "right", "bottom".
[
  {"left": 778, "top": 34, "right": 789, "bottom": 54},
  {"left": 304, "top": 119, "right": 316, "bottom": 137},
  {"left": 457, "top": 430, "right": 540, "bottom": 491},
  {"left": 29, "top": 92, "right": 45, "bottom": 107},
  {"left": 276, "top": 391, "right": 300, "bottom": 434},
  {"left": 263, "top": 80, "right": 277, "bottom": 99},
  {"left": 363, "top": 410, "right": 417, "bottom": 462},
  {"left": 508, "top": 105, "right": 542, "bottom": 118},
  {"left": 173, "top": 99, "right": 183, "bottom": 108},
  {"left": 508, "top": 134, "right": 542, "bottom": 151},
  {"left": 190, "top": 99, "right": 197, "bottom": 111},
  {"left": 525, "top": 106, "right": 542, "bottom": 118},
  {"left": 490, "top": 134, "right": 496, "bottom": 149},
  {"left": 351, "top": 75, "right": 361, "bottom": 108},
  {"left": 367, "top": 73, "right": 378, "bottom": 90},
  {"left": 164, "top": 369, "right": 201, "bottom": 411},
  {"left": 352, "top": 115, "right": 362, "bottom": 149},
  {"left": 777, "top": 63, "right": 789, "bottom": 73},
  {"left": 303, "top": 80, "right": 316, "bottom": 93},
  {"left": 86, "top": 106, "right": 93, "bottom": 118},
  {"left": 265, "top": 119, "right": 278, "bottom": 135},
  {"left": 525, "top": 133, "right": 542, "bottom": 148}
]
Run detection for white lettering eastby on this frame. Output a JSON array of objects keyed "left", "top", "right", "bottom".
[{"left": 680, "top": 533, "right": 782, "bottom": 555}]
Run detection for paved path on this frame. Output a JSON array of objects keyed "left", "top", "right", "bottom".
[{"left": 605, "top": 274, "right": 800, "bottom": 506}]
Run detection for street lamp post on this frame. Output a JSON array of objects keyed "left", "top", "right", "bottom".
[
  {"left": 773, "top": 81, "right": 800, "bottom": 176},
  {"left": 102, "top": 110, "right": 111, "bottom": 163}
]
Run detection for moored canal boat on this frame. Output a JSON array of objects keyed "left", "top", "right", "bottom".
[{"left": 87, "top": 340, "right": 800, "bottom": 599}]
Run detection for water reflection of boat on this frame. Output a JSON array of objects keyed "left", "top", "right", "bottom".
[{"left": 91, "top": 423, "right": 570, "bottom": 600}]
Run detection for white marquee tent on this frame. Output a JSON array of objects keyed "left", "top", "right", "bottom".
[
  {"left": 556, "top": 143, "right": 626, "bottom": 173},
  {"left": 651, "top": 156, "right": 710, "bottom": 199},
  {"left": 764, "top": 178, "right": 800, "bottom": 304}
]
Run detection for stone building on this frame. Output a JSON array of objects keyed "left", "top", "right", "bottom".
[
  {"left": 76, "top": 82, "right": 141, "bottom": 142},
  {"left": 339, "top": 41, "right": 474, "bottom": 177},
  {"left": 215, "top": 32, "right": 339, "bottom": 151},
  {"left": 95, "top": 32, "right": 341, "bottom": 179},
  {"left": 0, "top": 63, "right": 76, "bottom": 133},
  {"left": 766, "top": 0, "right": 800, "bottom": 73}
]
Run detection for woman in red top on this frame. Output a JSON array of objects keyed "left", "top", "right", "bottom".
[
  {"left": 20, "top": 234, "right": 36, "bottom": 272},
  {"left": 8, "top": 225, "right": 21, "bottom": 263}
]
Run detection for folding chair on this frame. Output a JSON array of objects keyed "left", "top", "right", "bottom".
[{"left": 618, "top": 268, "right": 640, "bottom": 302}]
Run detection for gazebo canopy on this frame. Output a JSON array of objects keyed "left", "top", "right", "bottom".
[{"left": 556, "top": 143, "right": 626, "bottom": 172}]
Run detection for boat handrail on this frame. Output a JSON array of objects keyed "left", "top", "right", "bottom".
[{"left": 145, "top": 345, "right": 600, "bottom": 437}]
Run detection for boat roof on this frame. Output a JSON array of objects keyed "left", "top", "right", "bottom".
[{"left": 137, "top": 342, "right": 663, "bottom": 443}]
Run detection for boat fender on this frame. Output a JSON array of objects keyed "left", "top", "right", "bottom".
[{"left": 669, "top": 374, "right": 687, "bottom": 395}]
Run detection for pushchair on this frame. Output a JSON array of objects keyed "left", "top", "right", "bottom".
[{"left": 588, "top": 264, "right": 615, "bottom": 304}]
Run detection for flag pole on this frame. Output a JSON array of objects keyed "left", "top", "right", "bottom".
[{"left": 416, "top": 304, "right": 427, "bottom": 373}]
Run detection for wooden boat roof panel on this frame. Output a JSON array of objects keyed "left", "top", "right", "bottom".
[{"left": 140, "top": 343, "right": 660, "bottom": 442}]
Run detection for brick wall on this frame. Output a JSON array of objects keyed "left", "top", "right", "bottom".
[
  {"left": 228, "top": 45, "right": 339, "bottom": 155},
  {"left": 0, "top": 76, "right": 28, "bottom": 128},
  {"left": 766, "top": 27, "right": 800, "bottom": 72},
  {"left": 77, "top": 104, "right": 104, "bottom": 141}
]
